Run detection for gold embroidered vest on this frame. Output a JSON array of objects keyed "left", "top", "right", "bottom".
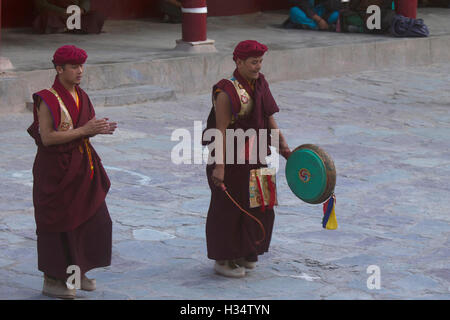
[
  {"left": 47, "top": 88, "right": 94, "bottom": 178},
  {"left": 49, "top": 88, "right": 74, "bottom": 132},
  {"left": 214, "top": 76, "right": 254, "bottom": 124}
]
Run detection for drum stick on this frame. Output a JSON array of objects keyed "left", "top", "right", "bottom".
[{"left": 221, "top": 184, "right": 266, "bottom": 245}]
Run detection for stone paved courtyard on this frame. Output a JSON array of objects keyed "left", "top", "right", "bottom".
[{"left": 0, "top": 63, "right": 449, "bottom": 300}]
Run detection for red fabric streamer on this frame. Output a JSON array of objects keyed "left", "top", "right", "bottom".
[
  {"left": 267, "top": 175, "right": 276, "bottom": 209},
  {"left": 255, "top": 175, "right": 266, "bottom": 213}
]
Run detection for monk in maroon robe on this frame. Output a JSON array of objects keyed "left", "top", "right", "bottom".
[
  {"left": 28, "top": 45, "right": 117, "bottom": 299},
  {"left": 33, "top": 0, "right": 105, "bottom": 34},
  {"left": 202, "top": 40, "right": 291, "bottom": 278}
]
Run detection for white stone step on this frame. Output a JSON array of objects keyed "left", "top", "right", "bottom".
[{"left": 87, "top": 84, "right": 176, "bottom": 107}]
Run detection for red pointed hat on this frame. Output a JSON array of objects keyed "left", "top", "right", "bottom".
[
  {"left": 53, "top": 45, "right": 88, "bottom": 65},
  {"left": 233, "top": 40, "right": 268, "bottom": 61}
]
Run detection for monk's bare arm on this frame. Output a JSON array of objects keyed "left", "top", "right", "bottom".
[
  {"left": 211, "top": 91, "right": 232, "bottom": 187},
  {"left": 37, "top": 100, "right": 110, "bottom": 147},
  {"left": 267, "top": 115, "right": 286, "bottom": 143},
  {"left": 215, "top": 92, "right": 232, "bottom": 164},
  {"left": 268, "top": 115, "right": 291, "bottom": 159}
]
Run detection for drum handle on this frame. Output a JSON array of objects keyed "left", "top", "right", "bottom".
[{"left": 221, "top": 185, "right": 266, "bottom": 245}]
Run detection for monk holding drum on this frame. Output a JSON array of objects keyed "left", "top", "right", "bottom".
[
  {"left": 202, "top": 40, "right": 337, "bottom": 278},
  {"left": 202, "top": 40, "right": 292, "bottom": 278}
]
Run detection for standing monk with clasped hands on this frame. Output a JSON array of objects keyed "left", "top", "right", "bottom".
[{"left": 28, "top": 45, "right": 117, "bottom": 299}]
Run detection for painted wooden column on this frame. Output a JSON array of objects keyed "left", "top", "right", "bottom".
[
  {"left": 394, "top": 0, "right": 418, "bottom": 19},
  {"left": 0, "top": 0, "right": 14, "bottom": 71},
  {"left": 175, "top": 0, "right": 216, "bottom": 53}
]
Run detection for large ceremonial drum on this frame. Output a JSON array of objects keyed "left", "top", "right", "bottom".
[{"left": 285, "top": 144, "right": 336, "bottom": 204}]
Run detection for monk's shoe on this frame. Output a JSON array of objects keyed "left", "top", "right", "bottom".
[
  {"left": 214, "top": 260, "right": 246, "bottom": 278},
  {"left": 42, "top": 275, "right": 76, "bottom": 299},
  {"left": 81, "top": 275, "right": 96, "bottom": 291},
  {"left": 235, "top": 258, "right": 257, "bottom": 270}
]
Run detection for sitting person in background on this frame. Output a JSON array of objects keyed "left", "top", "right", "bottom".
[
  {"left": 284, "top": 0, "right": 343, "bottom": 31},
  {"left": 33, "top": 0, "right": 105, "bottom": 34},
  {"left": 339, "top": 0, "right": 395, "bottom": 34},
  {"left": 160, "top": 0, "right": 182, "bottom": 23},
  {"left": 339, "top": 1, "right": 429, "bottom": 37}
]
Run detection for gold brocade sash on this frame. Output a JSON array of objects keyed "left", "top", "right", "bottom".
[
  {"left": 48, "top": 88, "right": 94, "bottom": 179},
  {"left": 249, "top": 167, "right": 278, "bottom": 209},
  {"left": 49, "top": 88, "right": 74, "bottom": 132},
  {"left": 213, "top": 76, "right": 254, "bottom": 124},
  {"left": 229, "top": 77, "right": 254, "bottom": 121}
]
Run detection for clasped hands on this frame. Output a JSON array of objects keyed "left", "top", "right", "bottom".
[{"left": 82, "top": 117, "right": 118, "bottom": 137}]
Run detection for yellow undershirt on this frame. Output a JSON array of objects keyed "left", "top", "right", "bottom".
[{"left": 75, "top": 91, "right": 79, "bottom": 110}]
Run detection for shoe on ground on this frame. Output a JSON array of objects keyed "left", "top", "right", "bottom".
[
  {"left": 42, "top": 275, "right": 76, "bottom": 299},
  {"left": 235, "top": 258, "right": 257, "bottom": 270},
  {"left": 81, "top": 274, "right": 96, "bottom": 291},
  {"left": 214, "top": 260, "right": 246, "bottom": 278}
]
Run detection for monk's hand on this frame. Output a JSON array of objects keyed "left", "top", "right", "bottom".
[
  {"left": 280, "top": 141, "right": 292, "bottom": 160},
  {"left": 98, "top": 118, "right": 118, "bottom": 135},
  {"left": 82, "top": 117, "right": 110, "bottom": 136},
  {"left": 212, "top": 165, "right": 225, "bottom": 190},
  {"left": 106, "top": 121, "right": 118, "bottom": 134}
]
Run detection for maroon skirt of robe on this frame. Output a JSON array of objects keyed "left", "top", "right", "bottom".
[
  {"left": 205, "top": 163, "right": 275, "bottom": 262},
  {"left": 36, "top": 201, "right": 112, "bottom": 280}
]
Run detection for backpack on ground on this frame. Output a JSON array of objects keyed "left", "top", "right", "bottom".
[{"left": 390, "top": 14, "right": 430, "bottom": 37}]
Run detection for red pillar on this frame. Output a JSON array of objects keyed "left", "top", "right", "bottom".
[
  {"left": 175, "top": 0, "right": 215, "bottom": 53},
  {"left": 0, "top": 0, "right": 2, "bottom": 51},
  {"left": 0, "top": 0, "right": 14, "bottom": 71},
  {"left": 394, "top": 0, "right": 418, "bottom": 19},
  {"left": 182, "top": 0, "right": 207, "bottom": 42}
]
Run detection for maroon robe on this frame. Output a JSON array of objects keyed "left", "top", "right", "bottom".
[
  {"left": 202, "top": 70, "right": 280, "bottom": 262},
  {"left": 28, "top": 76, "right": 112, "bottom": 279},
  {"left": 33, "top": 0, "right": 105, "bottom": 34}
]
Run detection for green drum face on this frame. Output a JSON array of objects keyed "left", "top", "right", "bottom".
[{"left": 285, "top": 144, "right": 336, "bottom": 204}]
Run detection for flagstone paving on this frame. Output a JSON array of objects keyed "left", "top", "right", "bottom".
[{"left": 0, "top": 63, "right": 449, "bottom": 300}]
